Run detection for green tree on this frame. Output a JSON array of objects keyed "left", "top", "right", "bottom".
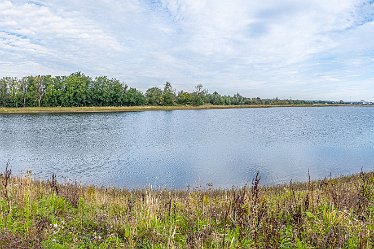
[
  {"left": 0, "top": 78, "right": 9, "bottom": 106},
  {"left": 108, "top": 79, "right": 126, "bottom": 106},
  {"left": 232, "top": 93, "right": 245, "bottom": 105},
  {"left": 145, "top": 87, "right": 163, "bottom": 106},
  {"left": 25, "top": 75, "right": 51, "bottom": 107},
  {"left": 18, "top": 77, "right": 30, "bottom": 107},
  {"left": 176, "top": 91, "right": 192, "bottom": 105},
  {"left": 61, "top": 72, "right": 91, "bottom": 107},
  {"left": 0, "top": 72, "right": 318, "bottom": 108},
  {"left": 191, "top": 84, "right": 207, "bottom": 106},
  {"left": 8, "top": 77, "right": 21, "bottom": 107},
  {"left": 208, "top": 91, "right": 223, "bottom": 105},
  {"left": 44, "top": 76, "right": 64, "bottom": 107},
  {"left": 123, "top": 88, "right": 145, "bottom": 106},
  {"left": 91, "top": 76, "right": 125, "bottom": 106},
  {"left": 162, "top": 82, "right": 175, "bottom": 106}
]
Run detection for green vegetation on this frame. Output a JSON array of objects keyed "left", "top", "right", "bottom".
[
  {"left": 0, "top": 72, "right": 337, "bottom": 108},
  {"left": 0, "top": 164, "right": 372, "bottom": 248}
]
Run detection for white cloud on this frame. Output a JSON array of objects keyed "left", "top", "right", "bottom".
[
  {"left": 0, "top": 0, "right": 373, "bottom": 100},
  {"left": 0, "top": 0, "right": 124, "bottom": 74}
]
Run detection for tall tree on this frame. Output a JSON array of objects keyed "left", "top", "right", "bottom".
[
  {"left": 162, "top": 82, "right": 175, "bottom": 106},
  {"left": 44, "top": 76, "right": 64, "bottom": 107},
  {"left": 0, "top": 78, "right": 9, "bottom": 106},
  {"left": 191, "top": 84, "right": 207, "bottom": 106},
  {"left": 36, "top": 75, "right": 49, "bottom": 107},
  {"left": 8, "top": 77, "right": 20, "bottom": 107}
]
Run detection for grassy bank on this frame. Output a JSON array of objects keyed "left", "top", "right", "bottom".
[
  {"left": 0, "top": 104, "right": 347, "bottom": 114},
  {"left": 0, "top": 169, "right": 372, "bottom": 248}
]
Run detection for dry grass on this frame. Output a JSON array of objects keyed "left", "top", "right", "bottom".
[
  {"left": 0, "top": 167, "right": 373, "bottom": 248},
  {"left": 0, "top": 104, "right": 347, "bottom": 114}
]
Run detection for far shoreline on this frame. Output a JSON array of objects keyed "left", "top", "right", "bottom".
[{"left": 0, "top": 103, "right": 363, "bottom": 114}]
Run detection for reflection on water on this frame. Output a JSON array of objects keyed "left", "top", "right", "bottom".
[{"left": 0, "top": 107, "right": 373, "bottom": 189}]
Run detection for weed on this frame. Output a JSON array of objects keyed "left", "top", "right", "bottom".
[{"left": 0, "top": 163, "right": 372, "bottom": 248}]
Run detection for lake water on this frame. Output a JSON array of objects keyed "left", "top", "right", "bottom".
[{"left": 0, "top": 107, "right": 373, "bottom": 189}]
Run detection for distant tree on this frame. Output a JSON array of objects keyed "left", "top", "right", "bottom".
[
  {"left": 176, "top": 91, "right": 192, "bottom": 105},
  {"left": 123, "top": 88, "right": 145, "bottom": 106},
  {"left": 191, "top": 84, "right": 207, "bottom": 106},
  {"left": 0, "top": 72, "right": 330, "bottom": 108},
  {"left": 23, "top": 76, "right": 39, "bottom": 107},
  {"left": 145, "top": 87, "right": 163, "bottom": 106},
  {"left": 232, "top": 93, "right": 245, "bottom": 105},
  {"left": 109, "top": 79, "right": 126, "bottom": 106},
  {"left": 208, "top": 91, "right": 223, "bottom": 105},
  {"left": 33, "top": 75, "right": 50, "bottom": 107},
  {"left": 0, "top": 78, "right": 9, "bottom": 106},
  {"left": 18, "top": 77, "right": 29, "bottom": 107},
  {"left": 162, "top": 82, "right": 176, "bottom": 106},
  {"left": 44, "top": 77, "right": 63, "bottom": 107},
  {"left": 61, "top": 72, "right": 91, "bottom": 107},
  {"left": 8, "top": 78, "right": 21, "bottom": 107},
  {"left": 91, "top": 76, "right": 125, "bottom": 106}
]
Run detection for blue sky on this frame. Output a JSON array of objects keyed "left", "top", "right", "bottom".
[{"left": 0, "top": 0, "right": 373, "bottom": 101}]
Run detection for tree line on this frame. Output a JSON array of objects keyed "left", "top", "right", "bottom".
[{"left": 0, "top": 72, "right": 330, "bottom": 107}]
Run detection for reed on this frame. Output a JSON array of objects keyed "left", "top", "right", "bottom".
[{"left": 0, "top": 165, "right": 372, "bottom": 248}]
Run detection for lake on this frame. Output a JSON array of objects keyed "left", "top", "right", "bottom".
[{"left": 0, "top": 106, "right": 373, "bottom": 189}]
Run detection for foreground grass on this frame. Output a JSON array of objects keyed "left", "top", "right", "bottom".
[
  {"left": 0, "top": 104, "right": 347, "bottom": 114},
  {"left": 0, "top": 170, "right": 373, "bottom": 248}
]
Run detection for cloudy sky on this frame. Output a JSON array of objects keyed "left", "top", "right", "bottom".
[{"left": 0, "top": 0, "right": 373, "bottom": 101}]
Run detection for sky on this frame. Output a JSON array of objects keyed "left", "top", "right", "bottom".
[{"left": 0, "top": 0, "right": 373, "bottom": 101}]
